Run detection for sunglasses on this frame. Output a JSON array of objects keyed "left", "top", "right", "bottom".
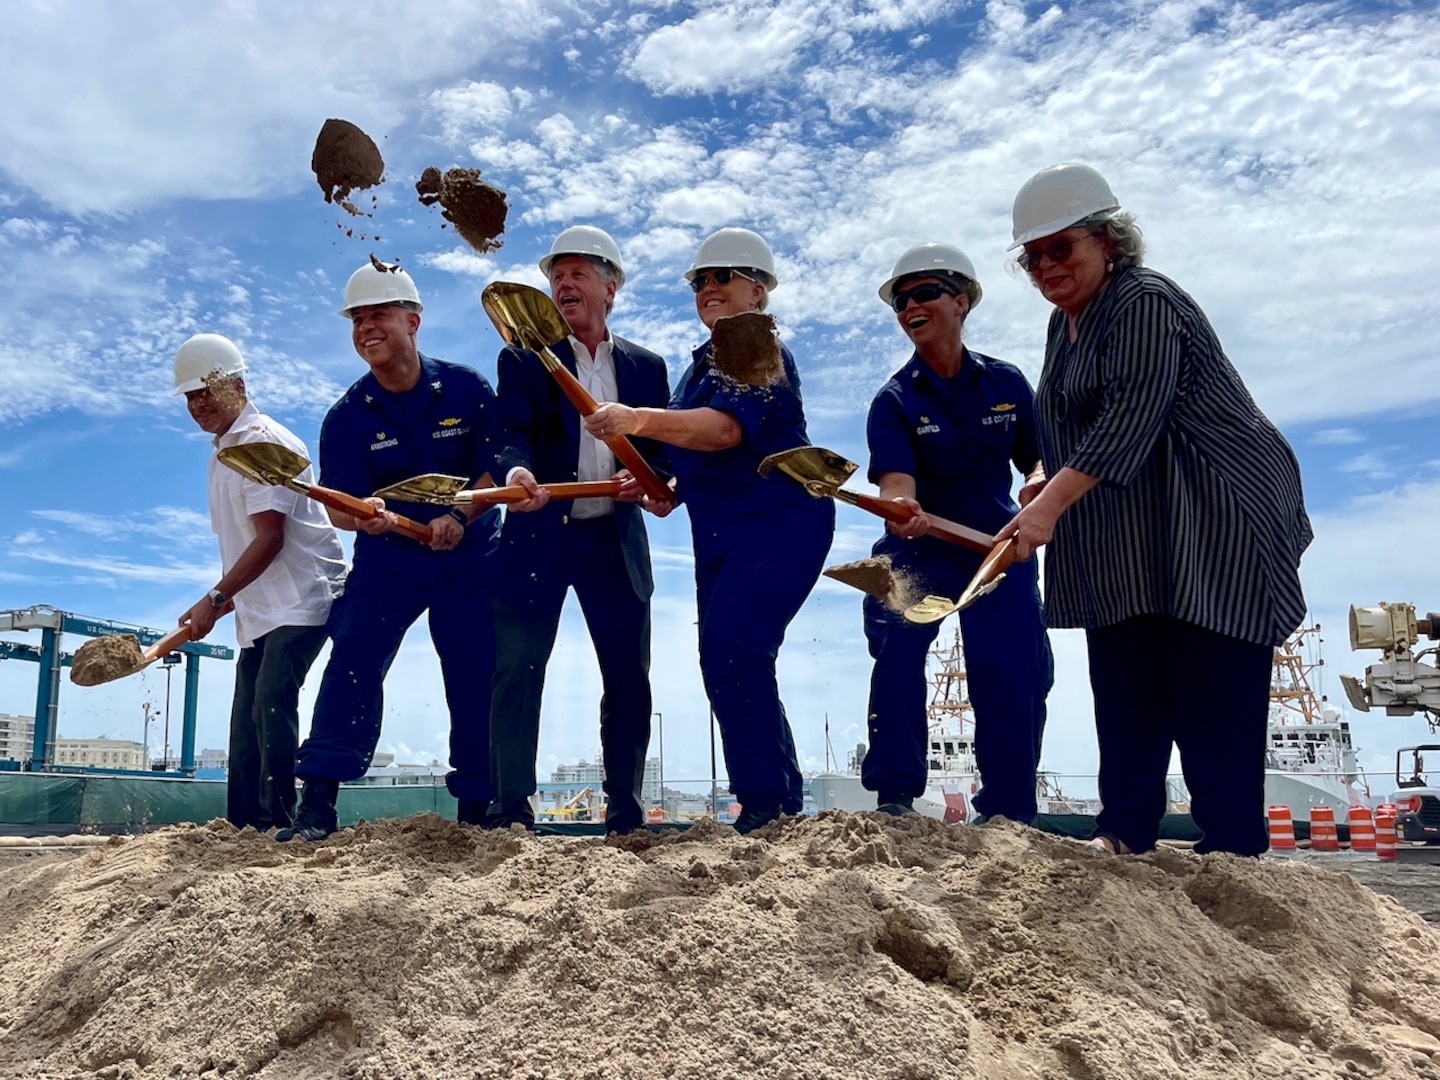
[
  {"left": 690, "top": 267, "right": 757, "bottom": 293},
  {"left": 1018, "top": 236, "right": 1089, "bottom": 272},
  {"left": 889, "top": 281, "right": 958, "bottom": 312}
]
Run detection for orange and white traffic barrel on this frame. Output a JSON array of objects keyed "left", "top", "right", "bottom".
[
  {"left": 1346, "top": 805, "right": 1375, "bottom": 851},
  {"left": 1266, "top": 805, "right": 1296, "bottom": 851},
  {"left": 1375, "top": 806, "right": 1398, "bottom": 861},
  {"left": 1309, "top": 805, "right": 1339, "bottom": 851}
]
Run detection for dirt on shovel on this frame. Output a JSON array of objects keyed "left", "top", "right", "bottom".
[
  {"left": 69, "top": 634, "right": 146, "bottom": 687},
  {"left": 823, "top": 556, "right": 925, "bottom": 612},
  {"left": 311, "top": 119, "right": 385, "bottom": 216},
  {"left": 416, "top": 166, "right": 508, "bottom": 254},
  {"left": 710, "top": 311, "right": 785, "bottom": 388}
]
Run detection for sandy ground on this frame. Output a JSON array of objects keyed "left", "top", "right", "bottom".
[{"left": 1, "top": 814, "right": 1438, "bottom": 1080}]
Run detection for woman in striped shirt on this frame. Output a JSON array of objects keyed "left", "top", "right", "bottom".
[{"left": 998, "top": 163, "right": 1312, "bottom": 857}]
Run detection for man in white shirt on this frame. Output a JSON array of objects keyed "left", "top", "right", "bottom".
[
  {"left": 174, "top": 334, "right": 347, "bottom": 832},
  {"left": 486, "top": 226, "right": 672, "bottom": 834}
]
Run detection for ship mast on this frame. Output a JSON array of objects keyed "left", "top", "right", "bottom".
[
  {"left": 1271, "top": 623, "right": 1325, "bottom": 725},
  {"left": 926, "top": 626, "right": 975, "bottom": 733}
]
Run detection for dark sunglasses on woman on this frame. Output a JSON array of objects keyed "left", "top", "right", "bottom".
[
  {"left": 690, "top": 267, "right": 758, "bottom": 293},
  {"left": 889, "top": 281, "right": 958, "bottom": 312}
]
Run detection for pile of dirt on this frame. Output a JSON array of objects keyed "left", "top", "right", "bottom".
[
  {"left": 416, "top": 166, "right": 507, "bottom": 254},
  {"left": 311, "top": 119, "right": 384, "bottom": 216},
  {"left": 1, "top": 814, "right": 1437, "bottom": 1080},
  {"left": 68, "top": 634, "right": 145, "bottom": 687},
  {"left": 710, "top": 311, "right": 785, "bottom": 388}
]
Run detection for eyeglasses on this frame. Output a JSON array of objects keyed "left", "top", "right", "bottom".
[
  {"left": 889, "top": 281, "right": 958, "bottom": 312},
  {"left": 690, "top": 267, "right": 757, "bottom": 293},
  {"left": 1018, "top": 236, "right": 1087, "bottom": 272}
]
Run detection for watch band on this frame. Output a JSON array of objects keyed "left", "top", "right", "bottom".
[{"left": 447, "top": 508, "right": 468, "bottom": 528}]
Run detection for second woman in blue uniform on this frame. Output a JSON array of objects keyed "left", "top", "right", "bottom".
[{"left": 583, "top": 228, "right": 834, "bottom": 834}]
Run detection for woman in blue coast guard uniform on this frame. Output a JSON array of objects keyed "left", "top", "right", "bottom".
[
  {"left": 583, "top": 228, "right": 834, "bottom": 834},
  {"left": 861, "top": 243, "right": 1053, "bottom": 823}
]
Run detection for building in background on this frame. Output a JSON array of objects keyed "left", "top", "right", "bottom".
[
  {"left": 0, "top": 713, "right": 34, "bottom": 763},
  {"left": 53, "top": 737, "right": 146, "bottom": 771}
]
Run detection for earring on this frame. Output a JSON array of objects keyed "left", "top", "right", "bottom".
[{"left": 1106, "top": 260, "right": 1114, "bottom": 273}]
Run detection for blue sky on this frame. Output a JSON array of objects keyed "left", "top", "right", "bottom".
[{"left": 2, "top": 0, "right": 1438, "bottom": 797}]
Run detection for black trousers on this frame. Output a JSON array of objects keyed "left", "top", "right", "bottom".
[
  {"left": 488, "top": 517, "right": 652, "bottom": 830},
  {"left": 1088, "top": 614, "right": 1272, "bottom": 856},
  {"left": 227, "top": 623, "right": 328, "bottom": 830}
]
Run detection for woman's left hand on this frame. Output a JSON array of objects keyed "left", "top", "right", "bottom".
[{"left": 586, "top": 403, "right": 640, "bottom": 440}]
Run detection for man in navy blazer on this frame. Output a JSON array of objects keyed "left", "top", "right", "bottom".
[{"left": 485, "top": 226, "right": 673, "bottom": 834}]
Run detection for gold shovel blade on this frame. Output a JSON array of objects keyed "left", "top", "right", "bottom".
[
  {"left": 904, "top": 594, "right": 961, "bottom": 625},
  {"left": 372, "top": 473, "right": 472, "bottom": 505},
  {"left": 756, "top": 445, "right": 858, "bottom": 498},
  {"left": 481, "top": 281, "right": 571, "bottom": 354},
  {"left": 217, "top": 443, "right": 311, "bottom": 487}
]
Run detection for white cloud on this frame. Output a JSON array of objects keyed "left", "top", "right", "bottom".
[{"left": 427, "top": 81, "right": 535, "bottom": 142}]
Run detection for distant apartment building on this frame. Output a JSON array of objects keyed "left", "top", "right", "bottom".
[
  {"left": 53, "top": 737, "right": 146, "bottom": 771},
  {"left": 0, "top": 712, "right": 34, "bottom": 763},
  {"left": 549, "top": 757, "right": 663, "bottom": 807}
]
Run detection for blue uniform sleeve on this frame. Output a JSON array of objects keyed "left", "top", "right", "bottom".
[
  {"left": 1008, "top": 369, "right": 1041, "bottom": 475},
  {"left": 491, "top": 345, "right": 538, "bottom": 480},
  {"left": 317, "top": 397, "right": 368, "bottom": 498},
  {"left": 866, "top": 384, "right": 917, "bottom": 484},
  {"left": 697, "top": 344, "right": 808, "bottom": 458}
]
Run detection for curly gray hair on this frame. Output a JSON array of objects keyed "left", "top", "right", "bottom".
[{"left": 1089, "top": 211, "right": 1145, "bottom": 269}]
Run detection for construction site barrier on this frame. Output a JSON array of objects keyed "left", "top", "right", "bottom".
[
  {"left": 1309, "top": 805, "right": 1339, "bottom": 851},
  {"left": 1375, "top": 805, "right": 1398, "bottom": 861},
  {"left": 1266, "top": 805, "right": 1296, "bottom": 851},
  {"left": 1346, "top": 805, "right": 1375, "bottom": 851}
]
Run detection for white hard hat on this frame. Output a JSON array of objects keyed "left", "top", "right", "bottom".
[
  {"left": 877, "top": 243, "right": 982, "bottom": 308},
  {"left": 539, "top": 225, "right": 626, "bottom": 288},
  {"left": 1008, "top": 163, "right": 1120, "bottom": 249},
  {"left": 686, "top": 227, "right": 777, "bottom": 290},
  {"left": 338, "top": 264, "right": 423, "bottom": 317},
  {"left": 172, "top": 333, "right": 247, "bottom": 395}
]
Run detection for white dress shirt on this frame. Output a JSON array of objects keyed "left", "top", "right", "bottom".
[{"left": 568, "top": 334, "right": 618, "bottom": 519}]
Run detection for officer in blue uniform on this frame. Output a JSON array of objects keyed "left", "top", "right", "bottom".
[
  {"left": 276, "top": 263, "right": 500, "bottom": 841},
  {"left": 862, "top": 243, "right": 1053, "bottom": 822},
  {"left": 584, "top": 228, "right": 834, "bottom": 835}
]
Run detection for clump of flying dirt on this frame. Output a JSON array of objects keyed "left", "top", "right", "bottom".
[
  {"left": 69, "top": 634, "right": 145, "bottom": 686},
  {"left": 710, "top": 311, "right": 785, "bottom": 387},
  {"left": 416, "top": 166, "right": 507, "bottom": 254},
  {"left": 311, "top": 119, "right": 385, "bottom": 216},
  {"left": 368, "top": 254, "right": 401, "bottom": 274},
  {"left": 823, "top": 555, "right": 926, "bottom": 612}
]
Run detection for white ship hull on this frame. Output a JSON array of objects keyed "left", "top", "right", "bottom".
[
  {"left": 809, "top": 772, "right": 973, "bottom": 822},
  {"left": 1263, "top": 770, "right": 1358, "bottom": 819}
]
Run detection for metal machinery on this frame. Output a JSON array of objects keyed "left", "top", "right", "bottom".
[
  {"left": 0, "top": 605, "right": 233, "bottom": 774},
  {"left": 1392, "top": 744, "right": 1440, "bottom": 843},
  {"left": 1339, "top": 602, "right": 1440, "bottom": 728}
]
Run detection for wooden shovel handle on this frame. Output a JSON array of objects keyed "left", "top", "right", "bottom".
[
  {"left": 847, "top": 492, "right": 993, "bottom": 555},
  {"left": 142, "top": 624, "right": 199, "bottom": 663},
  {"left": 540, "top": 352, "right": 672, "bottom": 503},
  {"left": 466, "top": 479, "right": 623, "bottom": 504},
  {"left": 305, "top": 483, "right": 434, "bottom": 544}
]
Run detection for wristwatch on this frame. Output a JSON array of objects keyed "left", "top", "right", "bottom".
[
  {"left": 447, "top": 508, "right": 468, "bottom": 528},
  {"left": 206, "top": 588, "right": 229, "bottom": 607}
]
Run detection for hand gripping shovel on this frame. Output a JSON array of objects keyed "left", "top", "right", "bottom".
[
  {"left": 903, "top": 537, "right": 1018, "bottom": 624},
  {"left": 373, "top": 473, "right": 622, "bottom": 505},
  {"left": 71, "top": 611, "right": 230, "bottom": 687},
  {"left": 480, "top": 282, "right": 671, "bottom": 503},
  {"left": 217, "top": 443, "right": 433, "bottom": 544},
  {"left": 756, "top": 446, "right": 993, "bottom": 554}
]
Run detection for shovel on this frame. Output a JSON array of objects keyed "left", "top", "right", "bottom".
[
  {"left": 480, "top": 282, "right": 671, "bottom": 503},
  {"left": 217, "top": 443, "right": 433, "bottom": 544},
  {"left": 757, "top": 446, "right": 993, "bottom": 554},
  {"left": 374, "top": 473, "right": 623, "bottom": 505},
  {"left": 903, "top": 538, "right": 1017, "bottom": 624},
  {"left": 70, "top": 613, "right": 229, "bottom": 687}
]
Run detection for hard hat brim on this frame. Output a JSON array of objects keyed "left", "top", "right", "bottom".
[{"left": 1008, "top": 207, "right": 1119, "bottom": 250}]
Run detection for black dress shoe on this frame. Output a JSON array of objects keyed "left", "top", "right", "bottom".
[
  {"left": 733, "top": 804, "right": 783, "bottom": 835},
  {"left": 877, "top": 798, "right": 915, "bottom": 816},
  {"left": 275, "top": 777, "right": 338, "bottom": 842}
]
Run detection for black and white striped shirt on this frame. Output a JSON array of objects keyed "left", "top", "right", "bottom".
[{"left": 1035, "top": 267, "right": 1312, "bottom": 646}]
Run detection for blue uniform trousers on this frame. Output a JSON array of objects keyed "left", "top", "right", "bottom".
[
  {"left": 695, "top": 507, "right": 833, "bottom": 814},
  {"left": 862, "top": 545, "right": 1052, "bottom": 822},
  {"left": 1088, "top": 614, "right": 1271, "bottom": 856},
  {"left": 488, "top": 517, "right": 652, "bottom": 830},
  {"left": 227, "top": 623, "right": 328, "bottom": 830},
  {"left": 296, "top": 545, "right": 495, "bottom": 802}
]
